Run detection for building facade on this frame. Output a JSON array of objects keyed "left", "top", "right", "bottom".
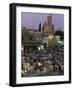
[{"left": 22, "top": 16, "right": 55, "bottom": 48}]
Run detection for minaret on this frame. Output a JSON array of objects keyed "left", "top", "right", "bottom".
[
  {"left": 43, "top": 15, "right": 54, "bottom": 34},
  {"left": 38, "top": 23, "right": 41, "bottom": 32}
]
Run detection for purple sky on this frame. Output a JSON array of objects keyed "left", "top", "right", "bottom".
[{"left": 21, "top": 12, "right": 64, "bottom": 31}]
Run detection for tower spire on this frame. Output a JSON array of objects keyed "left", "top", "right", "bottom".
[{"left": 47, "top": 14, "right": 52, "bottom": 25}]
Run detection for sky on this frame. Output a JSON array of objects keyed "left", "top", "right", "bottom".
[{"left": 21, "top": 12, "right": 64, "bottom": 31}]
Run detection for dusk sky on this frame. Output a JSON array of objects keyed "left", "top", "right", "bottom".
[{"left": 21, "top": 12, "right": 64, "bottom": 31}]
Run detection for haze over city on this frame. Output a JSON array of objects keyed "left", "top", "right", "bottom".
[{"left": 21, "top": 12, "right": 64, "bottom": 31}]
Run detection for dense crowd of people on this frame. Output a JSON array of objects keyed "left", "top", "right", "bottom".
[{"left": 21, "top": 45, "right": 64, "bottom": 77}]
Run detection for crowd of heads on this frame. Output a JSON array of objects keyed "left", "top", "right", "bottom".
[{"left": 21, "top": 45, "right": 64, "bottom": 77}]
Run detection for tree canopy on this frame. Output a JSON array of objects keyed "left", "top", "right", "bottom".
[{"left": 54, "top": 30, "right": 64, "bottom": 40}]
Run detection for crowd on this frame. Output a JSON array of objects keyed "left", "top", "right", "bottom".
[{"left": 21, "top": 45, "right": 64, "bottom": 77}]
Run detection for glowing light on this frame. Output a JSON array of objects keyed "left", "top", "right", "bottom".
[
  {"left": 38, "top": 62, "right": 42, "bottom": 66},
  {"left": 40, "top": 45, "right": 44, "bottom": 50},
  {"left": 38, "top": 45, "right": 44, "bottom": 50},
  {"left": 56, "top": 35, "right": 60, "bottom": 40},
  {"left": 48, "top": 35, "right": 54, "bottom": 39},
  {"left": 38, "top": 47, "right": 41, "bottom": 51}
]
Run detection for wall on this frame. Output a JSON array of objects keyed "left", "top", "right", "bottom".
[{"left": 0, "top": 0, "right": 72, "bottom": 89}]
